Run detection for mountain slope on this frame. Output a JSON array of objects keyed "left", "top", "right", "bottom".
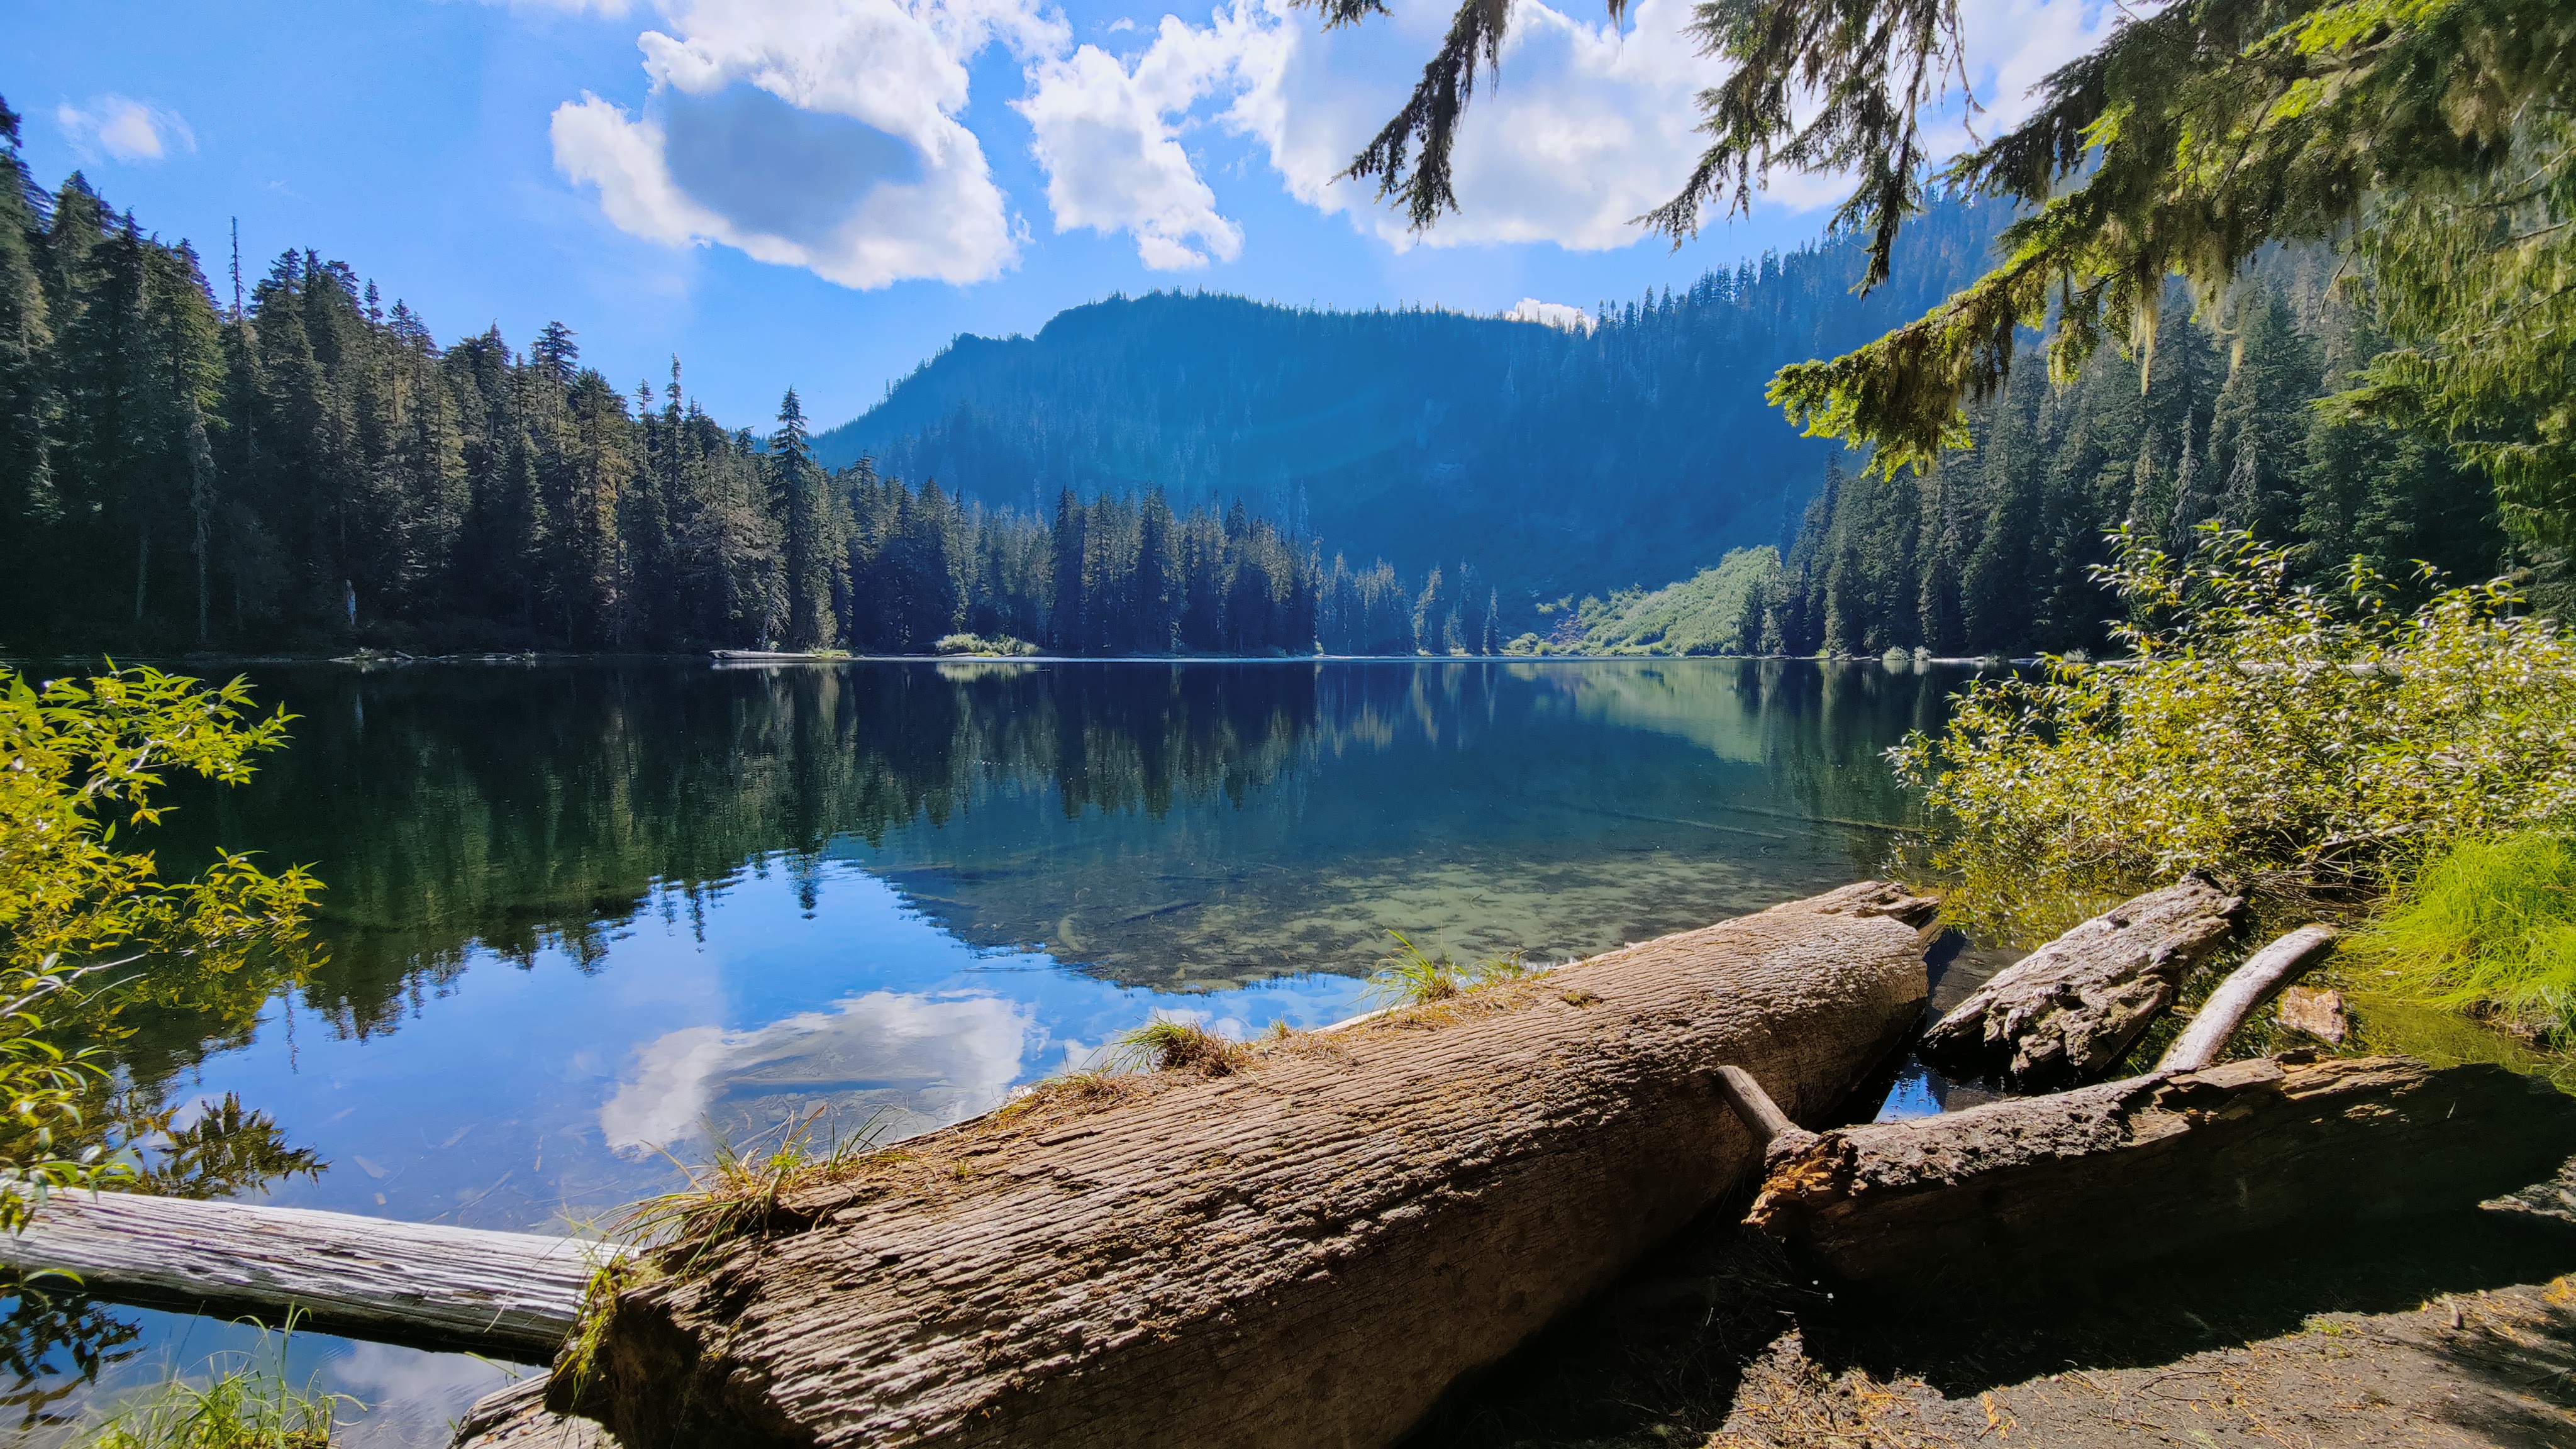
[{"left": 816, "top": 199, "right": 2016, "bottom": 611}]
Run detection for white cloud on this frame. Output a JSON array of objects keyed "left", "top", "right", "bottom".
[
  {"left": 599, "top": 990, "right": 1039, "bottom": 1150},
  {"left": 1016, "top": 9, "right": 1275, "bottom": 269},
  {"left": 552, "top": 0, "right": 1067, "bottom": 289},
  {"left": 1505, "top": 297, "right": 1596, "bottom": 332},
  {"left": 55, "top": 96, "right": 194, "bottom": 164}
]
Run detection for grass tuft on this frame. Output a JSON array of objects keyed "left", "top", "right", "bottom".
[
  {"left": 1111, "top": 1018, "right": 1250, "bottom": 1075},
  {"left": 1368, "top": 931, "right": 1531, "bottom": 1006},
  {"left": 80, "top": 1324, "right": 357, "bottom": 1448},
  {"left": 2349, "top": 831, "right": 2576, "bottom": 1039},
  {"left": 619, "top": 1107, "right": 891, "bottom": 1272}
]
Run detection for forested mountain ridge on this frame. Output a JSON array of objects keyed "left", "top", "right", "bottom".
[
  {"left": 814, "top": 196, "right": 2018, "bottom": 611},
  {"left": 0, "top": 97, "right": 1352, "bottom": 657}
]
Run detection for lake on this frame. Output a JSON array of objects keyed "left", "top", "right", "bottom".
[{"left": 5, "top": 657, "right": 1966, "bottom": 1445}]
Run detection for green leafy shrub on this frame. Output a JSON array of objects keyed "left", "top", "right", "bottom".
[
  {"left": 932, "top": 633, "right": 1039, "bottom": 657},
  {"left": 1890, "top": 529, "right": 2576, "bottom": 940},
  {"left": 0, "top": 667, "right": 319, "bottom": 1226},
  {"left": 2346, "top": 832, "right": 2576, "bottom": 1038}
]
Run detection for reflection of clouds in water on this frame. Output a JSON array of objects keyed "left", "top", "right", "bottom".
[
  {"left": 600, "top": 991, "right": 1039, "bottom": 1151},
  {"left": 326, "top": 1342, "right": 518, "bottom": 1448}
]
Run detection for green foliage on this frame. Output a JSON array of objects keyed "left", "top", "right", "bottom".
[
  {"left": 1890, "top": 530, "right": 2576, "bottom": 939},
  {"left": 1366, "top": 931, "right": 1528, "bottom": 1005},
  {"left": 932, "top": 633, "right": 1038, "bottom": 657},
  {"left": 0, "top": 666, "right": 318, "bottom": 1226},
  {"left": 79, "top": 1329, "right": 357, "bottom": 1448},
  {"left": 1534, "top": 548, "right": 1781, "bottom": 657},
  {"left": 2346, "top": 832, "right": 2576, "bottom": 1039}
]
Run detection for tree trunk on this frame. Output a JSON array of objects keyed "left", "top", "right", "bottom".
[
  {"left": 1748, "top": 1055, "right": 2576, "bottom": 1285},
  {"left": 552, "top": 884, "right": 1942, "bottom": 1449},
  {"left": 1917, "top": 874, "right": 2246, "bottom": 1089},
  {"left": 0, "top": 1192, "right": 613, "bottom": 1360},
  {"left": 2157, "top": 923, "right": 2338, "bottom": 1072}
]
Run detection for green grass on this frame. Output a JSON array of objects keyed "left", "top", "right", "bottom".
[
  {"left": 621, "top": 1106, "right": 890, "bottom": 1265},
  {"left": 79, "top": 1330, "right": 357, "bottom": 1448},
  {"left": 1110, "top": 1018, "right": 1250, "bottom": 1075},
  {"left": 1367, "top": 932, "right": 1530, "bottom": 1006},
  {"left": 2348, "top": 831, "right": 2576, "bottom": 1039}
]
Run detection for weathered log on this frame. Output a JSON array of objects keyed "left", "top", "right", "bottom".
[
  {"left": 553, "top": 883, "right": 1942, "bottom": 1449},
  {"left": 0, "top": 1193, "right": 614, "bottom": 1360},
  {"left": 1918, "top": 875, "right": 2248, "bottom": 1089},
  {"left": 1748, "top": 1054, "right": 2576, "bottom": 1285},
  {"left": 452, "top": 1379, "right": 625, "bottom": 1449},
  {"left": 2157, "top": 923, "right": 2338, "bottom": 1072}
]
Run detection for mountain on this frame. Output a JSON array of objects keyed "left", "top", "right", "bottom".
[{"left": 814, "top": 198, "right": 2018, "bottom": 618}]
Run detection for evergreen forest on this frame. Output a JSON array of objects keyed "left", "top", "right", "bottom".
[{"left": 1752, "top": 259, "right": 2529, "bottom": 658}]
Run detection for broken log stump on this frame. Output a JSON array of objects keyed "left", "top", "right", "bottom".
[
  {"left": 1748, "top": 1055, "right": 2576, "bottom": 1285},
  {"left": 1918, "top": 875, "right": 2247, "bottom": 1090},
  {"left": 553, "top": 883, "right": 1941, "bottom": 1449},
  {"left": 0, "top": 1193, "right": 615, "bottom": 1359}
]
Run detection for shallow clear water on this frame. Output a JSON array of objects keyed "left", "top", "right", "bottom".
[{"left": 5, "top": 657, "right": 1965, "bottom": 1443}]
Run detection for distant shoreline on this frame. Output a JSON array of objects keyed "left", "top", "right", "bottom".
[{"left": 1, "top": 650, "right": 2037, "bottom": 669}]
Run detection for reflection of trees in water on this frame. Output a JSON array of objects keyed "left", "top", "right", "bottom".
[
  {"left": 147, "top": 665, "right": 1326, "bottom": 1051},
  {"left": 138, "top": 660, "right": 1957, "bottom": 1062}
]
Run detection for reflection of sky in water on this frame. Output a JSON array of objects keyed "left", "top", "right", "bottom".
[
  {"left": 15, "top": 865, "right": 1368, "bottom": 1446},
  {"left": 7, "top": 661, "right": 1962, "bottom": 1444}
]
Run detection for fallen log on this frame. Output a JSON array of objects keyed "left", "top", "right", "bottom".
[
  {"left": 1746, "top": 1054, "right": 2576, "bottom": 1285},
  {"left": 550, "top": 883, "right": 1941, "bottom": 1449},
  {"left": 0, "top": 1193, "right": 614, "bottom": 1360},
  {"left": 2157, "top": 923, "right": 2338, "bottom": 1072},
  {"left": 452, "top": 1379, "right": 624, "bottom": 1448},
  {"left": 1918, "top": 875, "right": 2247, "bottom": 1090}
]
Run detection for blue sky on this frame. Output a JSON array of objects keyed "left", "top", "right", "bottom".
[{"left": 6, "top": 0, "right": 2107, "bottom": 431}]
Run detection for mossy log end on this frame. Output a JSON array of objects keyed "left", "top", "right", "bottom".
[
  {"left": 1748, "top": 1055, "right": 2576, "bottom": 1286},
  {"left": 1917, "top": 875, "right": 2248, "bottom": 1091},
  {"left": 551, "top": 884, "right": 1940, "bottom": 1449}
]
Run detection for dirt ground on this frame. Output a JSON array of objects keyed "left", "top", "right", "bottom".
[{"left": 1407, "top": 1196, "right": 2576, "bottom": 1449}]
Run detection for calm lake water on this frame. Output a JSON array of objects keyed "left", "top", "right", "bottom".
[{"left": 7, "top": 658, "right": 1965, "bottom": 1444}]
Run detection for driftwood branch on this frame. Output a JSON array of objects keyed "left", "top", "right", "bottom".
[
  {"left": 1, "top": 1193, "right": 617, "bottom": 1360},
  {"left": 552, "top": 884, "right": 1941, "bottom": 1448},
  {"left": 1919, "top": 875, "right": 2247, "bottom": 1090},
  {"left": 1748, "top": 1055, "right": 2576, "bottom": 1285},
  {"left": 1711, "top": 1065, "right": 1819, "bottom": 1165},
  {"left": 2157, "top": 924, "right": 2339, "bottom": 1072}
]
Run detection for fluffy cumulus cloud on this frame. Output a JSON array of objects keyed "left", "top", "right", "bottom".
[
  {"left": 1015, "top": 12, "right": 1269, "bottom": 269},
  {"left": 546, "top": 0, "right": 2121, "bottom": 284},
  {"left": 55, "top": 96, "right": 194, "bottom": 164},
  {"left": 1505, "top": 297, "right": 1596, "bottom": 332},
  {"left": 552, "top": 0, "right": 1066, "bottom": 288}
]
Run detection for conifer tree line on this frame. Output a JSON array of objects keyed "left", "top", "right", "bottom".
[
  {"left": 1748, "top": 264, "right": 2528, "bottom": 658},
  {"left": 0, "top": 102, "right": 1502, "bottom": 658}
]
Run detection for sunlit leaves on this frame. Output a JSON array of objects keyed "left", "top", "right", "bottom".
[{"left": 1892, "top": 528, "right": 2576, "bottom": 940}]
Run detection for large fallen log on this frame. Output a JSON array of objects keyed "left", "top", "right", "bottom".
[
  {"left": 0, "top": 1193, "right": 613, "bottom": 1360},
  {"left": 1746, "top": 1054, "right": 2576, "bottom": 1285},
  {"left": 1918, "top": 875, "right": 2247, "bottom": 1090},
  {"left": 549, "top": 883, "right": 1941, "bottom": 1449}
]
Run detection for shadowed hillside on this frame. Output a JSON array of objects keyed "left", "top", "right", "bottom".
[{"left": 814, "top": 199, "right": 2014, "bottom": 616}]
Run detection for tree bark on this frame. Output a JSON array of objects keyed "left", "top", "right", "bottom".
[
  {"left": 1748, "top": 1055, "right": 2576, "bottom": 1285},
  {"left": 0, "top": 1192, "right": 613, "bottom": 1360},
  {"left": 1917, "top": 874, "right": 2247, "bottom": 1089},
  {"left": 2157, "top": 923, "right": 2338, "bottom": 1072},
  {"left": 553, "top": 883, "right": 1942, "bottom": 1449}
]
